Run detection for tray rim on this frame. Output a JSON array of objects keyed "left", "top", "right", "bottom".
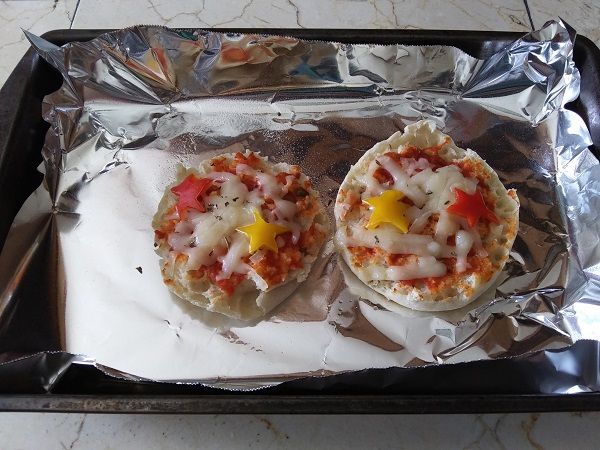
[
  {"left": 2, "top": 27, "right": 600, "bottom": 414},
  {"left": 3, "top": 392, "right": 600, "bottom": 414}
]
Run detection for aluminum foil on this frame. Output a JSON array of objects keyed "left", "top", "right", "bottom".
[{"left": 1, "top": 20, "right": 599, "bottom": 389}]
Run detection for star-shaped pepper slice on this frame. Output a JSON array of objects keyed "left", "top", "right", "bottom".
[
  {"left": 170, "top": 174, "right": 212, "bottom": 218},
  {"left": 363, "top": 189, "right": 410, "bottom": 233},
  {"left": 236, "top": 209, "right": 289, "bottom": 254},
  {"left": 446, "top": 188, "right": 499, "bottom": 228}
]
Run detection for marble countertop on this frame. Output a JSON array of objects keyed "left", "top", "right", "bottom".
[
  {"left": 1, "top": 411, "right": 599, "bottom": 449},
  {"left": 1, "top": 1, "right": 599, "bottom": 449}
]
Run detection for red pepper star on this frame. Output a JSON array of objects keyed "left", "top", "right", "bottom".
[
  {"left": 446, "top": 188, "right": 499, "bottom": 228},
  {"left": 170, "top": 174, "right": 212, "bottom": 218}
]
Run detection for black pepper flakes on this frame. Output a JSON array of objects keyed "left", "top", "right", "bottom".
[{"left": 135, "top": 266, "right": 143, "bottom": 274}]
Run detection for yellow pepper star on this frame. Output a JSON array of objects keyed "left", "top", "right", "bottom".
[
  {"left": 363, "top": 190, "right": 410, "bottom": 233},
  {"left": 236, "top": 209, "right": 289, "bottom": 254}
]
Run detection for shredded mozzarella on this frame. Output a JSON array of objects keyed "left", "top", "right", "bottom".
[
  {"left": 256, "top": 171, "right": 282, "bottom": 198},
  {"left": 455, "top": 230, "right": 474, "bottom": 273},
  {"left": 409, "top": 211, "right": 432, "bottom": 234},
  {"left": 380, "top": 155, "right": 427, "bottom": 207},
  {"left": 190, "top": 208, "right": 248, "bottom": 250},
  {"left": 246, "top": 269, "right": 268, "bottom": 291},
  {"left": 434, "top": 211, "right": 459, "bottom": 244},
  {"left": 359, "top": 160, "right": 386, "bottom": 198},
  {"left": 274, "top": 198, "right": 297, "bottom": 220}
]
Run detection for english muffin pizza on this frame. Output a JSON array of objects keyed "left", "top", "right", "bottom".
[
  {"left": 153, "top": 150, "right": 329, "bottom": 320},
  {"left": 335, "top": 120, "right": 519, "bottom": 311}
]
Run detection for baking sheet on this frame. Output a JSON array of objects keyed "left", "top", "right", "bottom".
[{"left": 1, "top": 20, "right": 599, "bottom": 388}]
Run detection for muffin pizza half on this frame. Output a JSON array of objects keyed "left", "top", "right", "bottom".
[
  {"left": 153, "top": 150, "right": 329, "bottom": 320},
  {"left": 335, "top": 120, "right": 519, "bottom": 312}
]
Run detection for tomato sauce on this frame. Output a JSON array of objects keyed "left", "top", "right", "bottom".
[
  {"left": 373, "top": 167, "right": 393, "bottom": 184},
  {"left": 252, "top": 233, "right": 304, "bottom": 286},
  {"left": 190, "top": 262, "right": 246, "bottom": 297}
]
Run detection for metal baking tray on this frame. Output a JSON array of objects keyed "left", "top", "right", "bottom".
[{"left": 1, "top": 28, "right": 600, "bottom": 414}]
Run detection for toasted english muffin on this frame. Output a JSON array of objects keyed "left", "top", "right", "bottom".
[
  {"left": 334, "top": 120, "right": 519, "bottom": 311},
  {"left": 153, "top": 150, "right": 329, "bottom": 320}
]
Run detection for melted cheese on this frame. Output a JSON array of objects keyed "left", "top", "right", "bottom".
[
  {"left": 358, "top": 160, "right": 386, "bottom": 197},
  {"left": 209, "top": 172, "right": 249, "bottom": 201},
  {"left": 341, "top": 225, "right": 443, "bottom": 257},
  {"left": 426, "top": 166, "right": 477, "bottom": 211},
  {"left": 166, "top": 155, "right": 312, "bottom": 287},
  {"left": 168, "top": 219, "right": 195, "bottom": 250},
  {"left": 380, "top": 155, "right": 427, "bottom": 207},
  {"left": 256, "top": 171, "right": 283, "bottom": 198},
  {"left": 190, "top": 207, "right": 249, "bottom": 249},
  {"left": 345, "top": 147, "right": 489, "bottom": 282},
  {"left": 455, "top": 230, "right": 474, "bottom": 273},
  {"left": 435, "top": 211, "right": 459, "bottom": 244},
  {"left": 217, "top": 233, "right": 250, "bottom": 280},
  {"left": 363, "top": 256, "right": 447, "bottom": 281},
  {"left": 273, "top": 198, "right": 297, "bottom": 220},
  {"left": 408, "top": 211, "right": 432, "bottom": 233},
  {"left": 184, "top": 245, "right": 219, "bottom": 268}
]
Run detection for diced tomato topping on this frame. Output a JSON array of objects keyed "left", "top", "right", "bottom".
[
  {"left": 195, "top": 262, "right": 246, "bottom": 297},
  {"left": 373, "top": 167, "right": 393, "bottom": 184},
  {"left": 205, "top": 184, "right": 221, "bottom": 195},
  {"left": 348, "top": 246, "right": 378, "bottom": 266},
  {"left": 211, "top": 156, "right": 234, "bottom": 174},
  {"left": 216, "top": 274, "right": 246, "bottom": 296},
  {"left": 262, "top": 198, "right": 276, "bottom": 212},
  {"left": 240, "top": 173, "right": 258, "bottom": 190},
  {"left": 276, "top": 172, "right": 290, "bottom": 184},
  {"left": 211, "top": 152, "right": 263, "bottom": 176},
  {"left": 385, "top": 149, "right": 446, "bottom": 169},
  {"left": 299, "top": 225, "right": 319, "bottom": 248},
  {"left": 386, "top": 253, "right": 413, "bottom": 266},
  {"left": 155, "top": 216, "right": 177, "bottom": 241},
  {"left": 234, "top": 151, "right": 262, "bottom": 169},
  {"left": 252, "top": 243, "right": 303, "bottom": 287}
]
